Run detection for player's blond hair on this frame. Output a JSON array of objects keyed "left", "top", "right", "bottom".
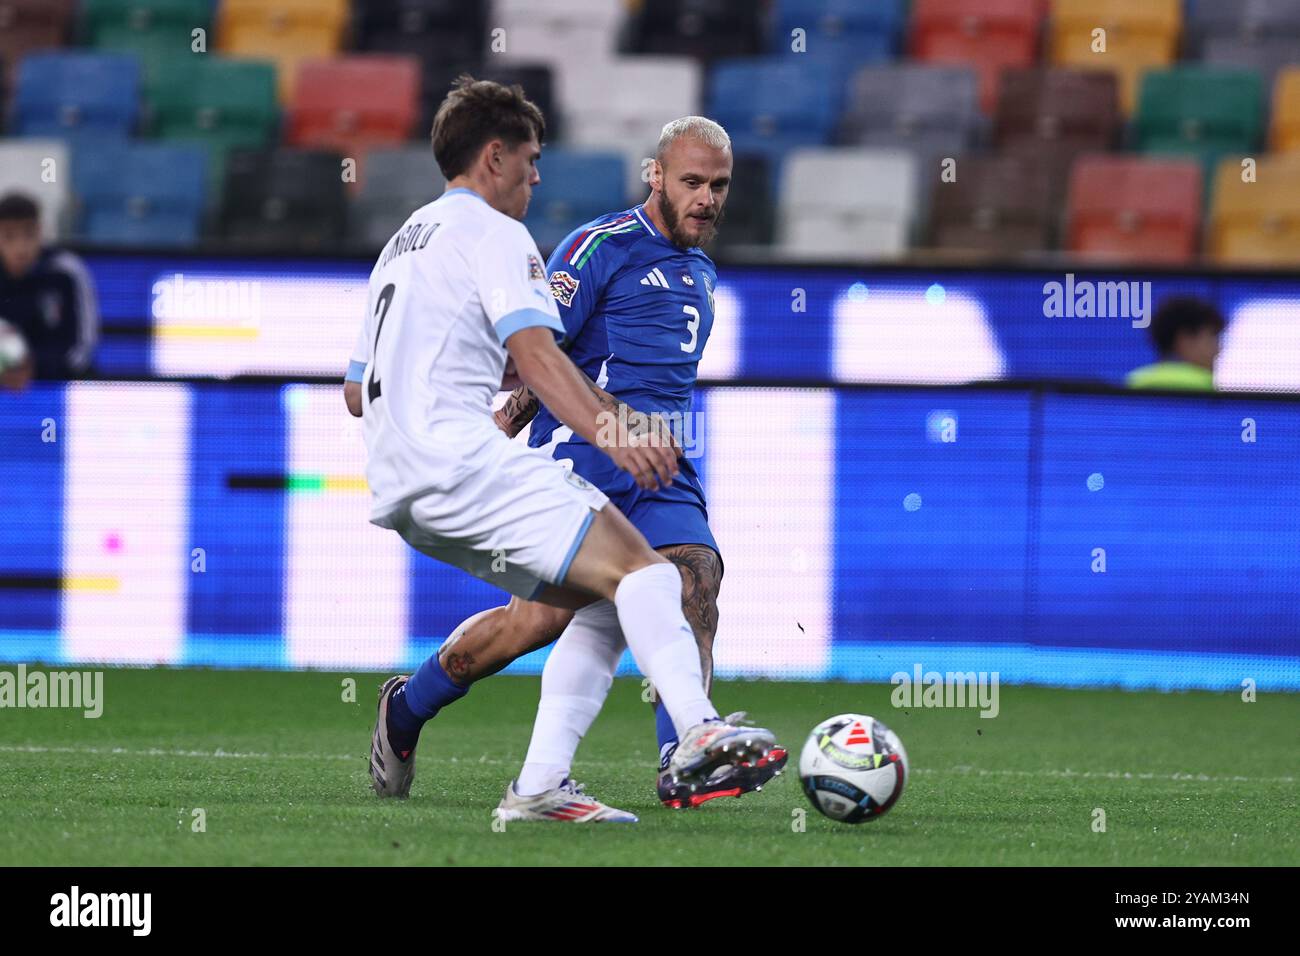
[{"left": 656, "top": 116, "right": 731, "bottom": 162}]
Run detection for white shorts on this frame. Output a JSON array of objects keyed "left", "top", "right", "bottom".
[{"left": 374, "top": 434, "right": 609, "bottom": 600}]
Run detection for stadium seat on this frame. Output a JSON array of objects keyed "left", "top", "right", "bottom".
[
  {"left": 1065, "top": 155, "right": 1202, "bottom": 263},
  {"left": 712, "top": 153, "right": 774, "bottom": 250},
  {"left": 286, "top": 56, "right": 421, "bottom": 161},
  {"left": 0, "top": 0, "right": 75, "bottom": 87},
  {"left": 74, "top": 141, "right": 207, "bottom": 246},
  {"left": 493, "top": 0, "right": 623, "bottom": 69},
  {"left": 417, "top": 61, "right": 558, "bottom": 144},
  {"left": 558, "top": 57, "right": 701, "bottom": 202},
  {"left": 0, "top": 139, "right": 72, "bottom": 240},
  {"left": 12, "top": 52, "right": 141, "bottom": 140},
  {"left": 910, "top": 0, "right": 1045, "bottom": 113},
  {"left": 216, "top": 0, "right": 348, "bottom": 102},
  {"left": 1048, "top": 0, "right": 1181, "bottom": 114},
  {"left": 707, "top": 58, "right": 841, "bottom": 166},
  {"left": 351, "top": 145, "right": 446, "bottom": 250},
  {"left": 1134, "top": 68, "right": 1264, "bottom": 173},
  {"left": 770, "top": 0, "right": 907, "bottom": 62},
  {"left": 625, "top": 0, "right": 765, "bottom": 61},
  {"left": 1184, "top": 0, "right": 1300, "bottom": 57},
  {"left": 80, "top": 0, "right": 213, "bottom": 69},
  {"left": 522, "top": 148, "right": 625, "bottom": 253},
  {"left": 994, "top": 68, "right": 1120, "bottom": 169},
  {"left": 1273, "top": 67, "right": 1300, "bottom": 151},
  {"left": 143, "top": 56, "right": 278, "bottom": 188},
  {"left": 218, "top": 148, "right": 348, "bottom": 249},
  {"left": 352, "top": 0, "right": 487, "bottom": 61},
  {"left": 775, "top": 147, "right": 918, "bottom": 261},
  {"left": 928, "top": 153, "right": 1057, "bottom": 256},
  {"left": 1207, "top": 152, "right": 1300, "bottom": 265},
  {"left": 838, "top": 64, "right": 981, "bottom": 159}
]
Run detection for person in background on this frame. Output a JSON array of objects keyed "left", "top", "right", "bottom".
[
  {"left": 1127, "top": 296, "right": 1225, "bottom": 391},
  {"left": 0, "top": 192, "right": 100, "bottom": 391}
]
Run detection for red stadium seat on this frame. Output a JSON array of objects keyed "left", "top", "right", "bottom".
[
  {"left": 910, "top": 0, "right": 1046, "bottom": 113},
  {"left": 1065, "top": 155, "right": 1202, "bottom": 264},
  {"left": 286, "top": 55, "right": 421, "bottom": 161}
]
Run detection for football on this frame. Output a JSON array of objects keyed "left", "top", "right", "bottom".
[
  {"left": 0, "top": 318, "right": 28, "bottom": 372},
  {"left": 799, "top": 713, "right": 909, "bottom": 823}
]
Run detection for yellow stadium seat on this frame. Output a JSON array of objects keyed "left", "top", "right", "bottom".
[
  {"left": 217, "top": 0, "right": 348, "bottom": 102},
  {"left": 1049, "top": 0, "right": 1181, "bottom": 114},
  {"left": 1208, "top": 154, "right": 1300, "bottom": 265},
  {"left": 1272, "top": 68, "right": 1300, "bottom": 153}
]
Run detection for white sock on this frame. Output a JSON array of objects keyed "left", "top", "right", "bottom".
[
  {"left": 613, "top": 563, "right": 717, "bottom": 735},
  {"left": 515, "top": 600, "right": 625, "bottom": 796}
]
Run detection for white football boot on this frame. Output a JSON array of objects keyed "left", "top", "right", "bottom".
[
  {"left": 666, "top": 712, "right": 778, "bottom": 790},
  {"left": 493, "top": 778, "right": 639, "bottom": 823}
]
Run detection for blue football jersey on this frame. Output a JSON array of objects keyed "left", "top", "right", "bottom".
[{"left": 529, "top": 204, "right": 717, "bottom": 457}]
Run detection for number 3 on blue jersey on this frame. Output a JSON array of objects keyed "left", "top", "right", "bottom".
[{"left": 681, "top": 305, "right": 700, "bottom": 353}]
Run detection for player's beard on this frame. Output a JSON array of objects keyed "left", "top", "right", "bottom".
[{"left": 658, "top": 190, "right": 723, "bottom": 249}]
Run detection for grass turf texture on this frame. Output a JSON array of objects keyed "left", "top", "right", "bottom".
[{"left": 1, "top": 667, "right": 1296, "bottom": 866}]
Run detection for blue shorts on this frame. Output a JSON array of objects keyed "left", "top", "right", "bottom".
[{"left": 550, "top": 438, "right": 719, "bottom": 556}]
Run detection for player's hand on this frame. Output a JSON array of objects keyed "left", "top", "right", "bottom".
[{"left": 606, "top": 428, "right": 679, "bottom": 490}]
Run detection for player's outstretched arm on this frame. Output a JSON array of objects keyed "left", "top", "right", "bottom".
[{"left": 505, "top": 326, "right": 678, "bottom": 490}]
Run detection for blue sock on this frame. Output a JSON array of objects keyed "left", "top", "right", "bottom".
[
  {"left": 655, "top": 700, "right": 679, "bottom": 771},
  {"left": 386, "top": 654, "right": 468, "bottom": 756}
]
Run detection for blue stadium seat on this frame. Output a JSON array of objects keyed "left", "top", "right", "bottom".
[
  {"left": 524, "top": 148, "right": 625, "bottom": 253},
  {"left": 13, "top": 52, "right": 141, "bottom": 139},
  {"left": 770, "top": 0, "right": 907, "bottom": 61},
  {"left": 75, "top": 141, "right": 207, "bottom": 245},
  {"left": 707, "top": 57, "right": 841, "bottom": 168}
]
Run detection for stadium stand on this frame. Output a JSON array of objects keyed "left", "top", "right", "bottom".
[
  {"left": 0, "top": 0, "right": 1295, "bottom": 263},
  {"left": 351, "top": 145, "right": 446, "bottom": 249},
  {"left": 1271, "top": 66, "right": 1300, "bottom": 150},
  {"left": 625, "top": 0, "right": 765, "bottom": 61},
  {"left": 929, "top": 153, "right": 1057, "bottom": 256},
  {"left": 1065, "top": 154, "right": 1203, "bottom": 263},
  {"left": 523, "top": 147, "right": 626, "bottom": 252},
  {"left": 1207, "top": 151, "right": 1300, "bottom": 264},
  {"left": 218, "top": 147, "right": 348, "bottom": 249},
  {"left": 73, "top": 140, "right": 207, "bottom": 245},
  {"left": 1048, "top": 0, "right": 1182, "bottom": 114},
  {"left": 216, "top": 0, "right": 349, "bottom": 102},
  {"left": 0, "top": 0, "right": 76, "bottom": 87},
  {"left": 910, "top": 0, "right": 1045, "bottom": 113},
  {"left": 776, "top": 147, "right": 918, "bottom": 260},
  {"left": 12, "top": 52, "right": 140, "bottom": 141}
]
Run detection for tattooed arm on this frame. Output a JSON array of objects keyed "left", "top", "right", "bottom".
[
  {"left": 494, "top": 384, "right": 540, "bottom": 438},
  {"left": 493, "top": 372, "right": 679, "bottom": 453}
]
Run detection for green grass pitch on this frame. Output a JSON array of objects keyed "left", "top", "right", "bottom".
[{"left": 1, "top": 667, "right": 1295, "bottom": 866}]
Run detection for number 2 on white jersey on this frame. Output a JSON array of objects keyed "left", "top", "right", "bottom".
[{"left": 680, "top": 305, "right": 700, "bottom": 353}]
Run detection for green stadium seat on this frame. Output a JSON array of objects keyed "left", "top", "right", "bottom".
[
  {"left": 1135, "top": 67, "right": 1264, "bottom": 175},
  {"left": 143, "top": 55, "right": 279, "bottom": 204},
  {"left": 81, "top": 0, "right": 213, "bottom": 71}
]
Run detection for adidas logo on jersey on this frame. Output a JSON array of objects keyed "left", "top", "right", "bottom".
[{"left": 639, "top": 268, "right": 670, "bottom": 288}]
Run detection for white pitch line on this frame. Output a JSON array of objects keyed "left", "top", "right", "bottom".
[{"left": 0, "top": 745, "right": 1294, "bottom": 785}]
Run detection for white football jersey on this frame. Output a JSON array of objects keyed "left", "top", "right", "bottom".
[{"left": 348, "top": 187, "right": 563, "bottom": 521}]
